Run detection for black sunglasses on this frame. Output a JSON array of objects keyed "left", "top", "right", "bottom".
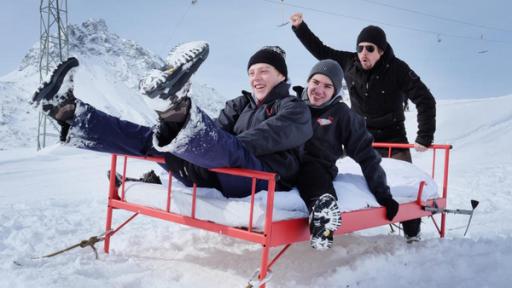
[{"left": 356, "top": 44, "right": 376, "bottom": 53}]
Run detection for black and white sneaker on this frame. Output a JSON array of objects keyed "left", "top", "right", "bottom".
[
  {"left": 139, "top": 41, "right": 209, "bottom": 111},
  {"left": 309, "top": 194, "right": 342, "bottom": 250},
  {"left": 31, "top": 57, "right": 79, "bottom": 123}
]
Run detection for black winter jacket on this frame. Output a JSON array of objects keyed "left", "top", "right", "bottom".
[
  {"left": 295, "top": 86, "right": 393, "bottom": 202},
  {"left": 215, "top": 81, "right": 313, "bottom": 189},
  {"left": 293, "top": 22, "right": 436, "bottom": 146}
]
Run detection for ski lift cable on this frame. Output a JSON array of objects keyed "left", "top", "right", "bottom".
[
  {"left": 360, "top": 0, "right": 512, "bottom": 33},
  {"left": 276, "top": 0, "right": 290, "bottom": 27},
  {"left": 260, "top": 0, "right": 512, "bottom": 45},
  {"left": 157, "top": 1, "right": 196, "bottom": 56}
]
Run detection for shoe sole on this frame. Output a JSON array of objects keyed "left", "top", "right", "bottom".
[
  {"left": 310, "top": 195, "right": 342, "bottom": 250},
  {"left": 32, "top": 57, "right": 79, "bottom": 106},
  {"left": 145, "top": 43, "right": 209, "bottom": 99}
]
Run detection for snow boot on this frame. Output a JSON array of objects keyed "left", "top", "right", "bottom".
[
  {"left": 107, "top": 170, "right": 124, "bottom": 189},
  {"left": 139, "top": 41, "right": 209, "bottom": 110},
  {"left": 107, "top": 170, "right": 162, "bottom": 189},
  {"left": 405, "top": 233, "right": 421, "bottom": 244},
  {"left": 309, "top": 193, "right": 342, "bottom": 250},
  {"left": 31, "top": 57, "right": 79, "bottom": 124},
  {"left": 140, "top": 170, "right": 162, "bottom": 184},
  {"left": 403, "top": 218, "right": 421, "bottom": 243}
]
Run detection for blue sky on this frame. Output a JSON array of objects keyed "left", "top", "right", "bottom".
[{"left": 1, "top": 0, "right": 511, "bottom": 99}]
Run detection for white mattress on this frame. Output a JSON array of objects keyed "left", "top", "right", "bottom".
[{"left": 123, "top": 158, "right": 438, "bottom": 229}]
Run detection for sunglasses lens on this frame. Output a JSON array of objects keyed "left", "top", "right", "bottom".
[{"left": 357, "top": 45, "right": 376, "bottom": 53}]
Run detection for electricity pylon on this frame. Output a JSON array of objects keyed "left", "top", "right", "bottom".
[{"left": 37, "top": 0, "right": 69, "bottom": 150}]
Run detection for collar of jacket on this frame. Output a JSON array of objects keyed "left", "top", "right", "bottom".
[{"left": 241, "top": 81, "right": 290, "bottom": 106}]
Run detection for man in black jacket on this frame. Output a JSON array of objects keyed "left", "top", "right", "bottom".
[
  {"left": 31, "top": 43, "right": 313, "bottom": 198},
  {"left": 296, "top": 59, "right": 399, "bottom": 250},
  {"left": 291, "top": 13, "right": 436, "bottom": 242}
]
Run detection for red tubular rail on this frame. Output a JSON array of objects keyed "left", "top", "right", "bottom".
[{"left": 103, "top": 143, "right": 452, "bottom": 288}]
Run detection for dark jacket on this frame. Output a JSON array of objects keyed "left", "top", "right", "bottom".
[
  {"left": 293, "top": 22, "right": 436, "bottom": 146},
  {"left": 295, "top": 86, "right": 393, "bottom": 202},
  {"left": 215, "top": 81, "right": 313, "bottom": 189}
]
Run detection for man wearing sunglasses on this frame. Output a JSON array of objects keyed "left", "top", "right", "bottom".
[{"left": 290, "top": 12, "right": 436, "bottom": 243}]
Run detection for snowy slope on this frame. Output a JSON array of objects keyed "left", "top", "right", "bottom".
[
  {"left": 404, "top": 95, "right": 512, "bottom": 241},
  {"left": 0, "top": 66, "right": 42, "bottom": 150},
  {"left": 1, "top": 94, "right": 512, "bottom": 287}
]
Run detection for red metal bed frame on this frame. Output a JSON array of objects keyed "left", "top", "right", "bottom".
[{"left": 103, "top": 143, "right": 452, "bottom": 287}]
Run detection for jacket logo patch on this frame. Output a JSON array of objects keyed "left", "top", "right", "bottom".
[{"left": 317, "top": 117, "right": 333, "bottom": 126}]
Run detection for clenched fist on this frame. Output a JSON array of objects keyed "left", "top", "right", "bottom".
[{"left": 290, "top": 12, "right": 304, "bottom": 27}]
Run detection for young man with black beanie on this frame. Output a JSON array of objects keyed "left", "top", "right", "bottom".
[
  {"left": 294, "top": 59, "right": 399, "bottom": 250},
  {"left": 290, "top": 12, "right": 437, "bottom": 243},
  {"left": 31, "top": 43, "right": 312, "bottom": 198}
]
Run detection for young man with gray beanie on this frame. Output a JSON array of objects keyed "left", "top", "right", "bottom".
[
  {"left": 291, "top": 12, "right": 437, "bottom": 243},
  {"left": 293, "top": 59, "right": 399, "bottom": 250}
]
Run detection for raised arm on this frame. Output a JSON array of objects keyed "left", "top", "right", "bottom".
[{"left": 290, "top": 12, "right": 354, "bottom": 69}]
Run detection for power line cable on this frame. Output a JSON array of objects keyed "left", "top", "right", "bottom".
[
  {"left": 262, "top": 0, "right": 512, "bottom": 44},
  {"left": 359, "top": 0, "right": 512, "bottom": 33},
  {"left": 158, "top": 1, "right": 196, "bottom": 56}
]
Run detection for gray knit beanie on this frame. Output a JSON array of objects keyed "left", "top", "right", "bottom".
[{"left": 307, "top": 59, "right": 344, "bottom": 96}]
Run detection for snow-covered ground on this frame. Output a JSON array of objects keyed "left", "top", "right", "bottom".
[
  {"left": 1, "top": 19, "right": 511, "bottom": 288},
  {"left": 2, "top": 93, "right": 512, "bottom": 287}
]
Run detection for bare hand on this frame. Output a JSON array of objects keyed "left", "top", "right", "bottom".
[
  {"left": 290, "top": 12, "right": 303, "bottom": 27},
  {"left": 414, "top": 142, "right": 428, "bottom": 152}
]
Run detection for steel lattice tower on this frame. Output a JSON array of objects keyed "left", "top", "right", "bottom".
[{"left": 37, "top": 0, "right": 69, "bottom": 150}]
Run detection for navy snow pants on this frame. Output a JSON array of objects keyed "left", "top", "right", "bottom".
[{"left": 68, "top": 101, "right": 271, "bottom": 198}]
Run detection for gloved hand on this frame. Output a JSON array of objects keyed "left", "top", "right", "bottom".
[{"left": 377, "top": 197, "right": 399, "bottom": 221}]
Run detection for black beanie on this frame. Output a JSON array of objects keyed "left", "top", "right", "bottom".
[
  {"left": 357, "top": 25, "right": 388, "bottom": 51},
  {"left": 247, "top": 46, "right": 288, "bottom": 79},
  {"left": 307, "top": 59, "right": 344, "bottom": 96}
]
